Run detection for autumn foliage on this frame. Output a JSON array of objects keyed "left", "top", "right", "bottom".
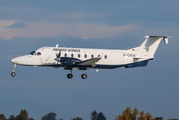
[{"left": 115, "top": 107, "right": 156, "bottom": 120}]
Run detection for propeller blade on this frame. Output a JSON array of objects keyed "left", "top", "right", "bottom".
[
  {"left": 55, "top": 50, "right": 61, "bottom": 64},
  {"left": 56, "top": 50, "right": 61, "bottom": 58}
]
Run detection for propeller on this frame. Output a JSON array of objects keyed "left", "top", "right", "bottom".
[
  {"left": 56, "top": 50, "right": 61, "bottom": 58},
  {"left": 55, "top": 50, "right": 61, "bottom": 64}
]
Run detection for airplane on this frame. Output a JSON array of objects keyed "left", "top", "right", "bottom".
[{"left": 10, "top": 36, "right": 169, "bottom": 79}]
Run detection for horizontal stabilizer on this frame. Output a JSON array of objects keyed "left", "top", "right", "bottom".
[
  {"left": 148, "top": 36, "right": 170, "bottom": 44},
  {"left": 164, "top": 37, "right": 168, "bottom": 44}
]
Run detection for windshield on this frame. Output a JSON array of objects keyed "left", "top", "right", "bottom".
[
  {"left": 30, "top": 51, "right": 36, "bottom": 55},
  {"left": 29, "top": 51, "right": 41, "bottom": 56}
]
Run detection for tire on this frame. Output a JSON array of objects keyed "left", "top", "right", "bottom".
[
  {"left": 81, "top": 74, "right": 87, "bottom": 79},
  {"left": 11, "top": 72, "right": 16, "bottom": 77},
  {"left": 67, "top": 74, "right": 73, "bottom": 79}
]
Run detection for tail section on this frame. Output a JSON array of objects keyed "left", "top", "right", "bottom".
[
  {"left": 136, "top": 36, "right": 169, "bottom": 57},
  {"left": 124, "top": 36, "right": 169, "bottom": 68}
]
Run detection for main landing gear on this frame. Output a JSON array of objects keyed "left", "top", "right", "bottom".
[
  {"left": 11, "top": 64, "right": 16, "bottom": 77},
  {"left": 81, "top": 74, "right": 87, "bottom": 79},
  {"left": 67, "top": 70, "right": 73, "bottom": 79},
  {"left": 81, "top": 70, "right": 87, "bottom": 79},
  {"left": 67, "top": 70, "right": 87, "bottom": 79}
]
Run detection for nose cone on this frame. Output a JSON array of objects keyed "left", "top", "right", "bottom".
[
  {"left": 11, "top": 58, "right": 18, "bottom": 64},
  {"left": 10, "top": 55, "right": 42, "bottom": 66},
  {"left": 10, "top": 56, "right": 26, "bottom": 65}
]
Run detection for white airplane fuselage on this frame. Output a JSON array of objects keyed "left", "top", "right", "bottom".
[
  {"left": 10, "top": 36, "right": 169, "bottom": 79},
  {"left": 11, "top": 47, "right": 134, "bottom": 68}
]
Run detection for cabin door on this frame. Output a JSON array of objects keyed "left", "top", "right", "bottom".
[{"left": 42, "top": 48, "right": 50, "bottom": 64}]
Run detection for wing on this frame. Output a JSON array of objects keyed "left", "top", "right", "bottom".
[
  {"left": 75, "top": 57, "right": 101, "bottom": 67},
  {"left": 55, "top": 57, "right": 101, "bottom": 68}
]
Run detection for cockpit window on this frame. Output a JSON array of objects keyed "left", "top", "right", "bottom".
[
  {"left": 37, "top": 52, "right": 41, "bottom": 56},
  {"left": 30, "top": 51, "right": 36, "bottom": 55},
  {"left": 29, "top": 51, "right": 41, "bottom": 56}
]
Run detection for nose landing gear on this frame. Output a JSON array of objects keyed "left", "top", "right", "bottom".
[
  {"left": 11, "top": 72, "right": 16, "bottom": 77},
  {"left": 11, "top": 64, "right": 16, "bottom": 77}
]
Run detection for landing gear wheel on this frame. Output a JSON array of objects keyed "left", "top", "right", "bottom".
[
  {"left": 67, "top": 73, "right": 73, "bottom": 79},
  {"left": 11, "top": 72, "right": 16, "bottom": 77},
  {"left": 81, "top": 74, "right": 87, "bottom": 79}
]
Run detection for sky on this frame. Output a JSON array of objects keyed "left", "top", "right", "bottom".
[{"left": 0, "top": 1, "right": 179, "bottom": 120}]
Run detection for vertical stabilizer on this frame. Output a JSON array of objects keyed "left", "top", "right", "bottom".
[{"left": 136, "top": 36, "right": 169, "bottom": 57}]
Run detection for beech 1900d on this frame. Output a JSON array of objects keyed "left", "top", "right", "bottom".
[{"left": 10, "top": 36, "right": 169, "bottom": 79}]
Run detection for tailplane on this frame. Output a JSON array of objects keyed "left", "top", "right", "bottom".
[
  {"left": 125, "top": 36, "right": 169, "bottom": 68},
  {"left": 136, "top": 36, "right": 169, "bottom": 57}
]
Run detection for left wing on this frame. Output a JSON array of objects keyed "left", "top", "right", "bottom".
[
  {"left": 55, "top": 57, "right": 101, "bottom": 68},
  {"left": 75, "top": 57, "right": 101, "bottom": 67}
]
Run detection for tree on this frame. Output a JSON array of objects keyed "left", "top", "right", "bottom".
[
  {"left": 138, "top": 111, "right": 145, "bottom": 120},
  {"left": 155, "top": 117, "right": 162, "bottom": 120},
  {"left": 41, "top": 112, "right": 56, "bottom": 120},
  {"left": 16, "top": 109, "right": 29, "bottom": 120},
  {"left": 9, "top": 115, "right": 15, "bottom": 120},
  {"left": 145, "top": 112, "right": 153, "bottom": 120},
  {"left": 115, "top": 107, "right": 137, "bottom": 120},
  {"left": 91, "top": 110, "right": 98, "bottom": 120},
  {"left": 115, "top": 114, "right": 123, "bottom": 120},
  {"left": 123, "top": 107, "right": 132, "bottom": 120},
  {"left": 116, "top": 107, "right": 155, "bottom": 120},
  {"left": 29, "top": 118, "right": 35, "bottom": 120},
  {"left": 97, "top": 112, "right": 106, "bottom": 120},
  {"left": 71, "top": 117, "right": 83, "bottom": 120},
  {"left": 132, "top": 108, "right": 138, "bottom": 120},
  {"left": 0, "top": 114, "right": 6, "bottom": 120}
]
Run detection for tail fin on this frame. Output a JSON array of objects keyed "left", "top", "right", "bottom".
[{"left": 136, "top": 36, "right": 169, "bottom": 57}]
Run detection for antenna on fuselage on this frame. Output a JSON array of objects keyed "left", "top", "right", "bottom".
[{"left": 55, "top": 44, "right": 59, "bottom": 48}]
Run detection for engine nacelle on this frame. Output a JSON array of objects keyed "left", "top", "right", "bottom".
[{"left": 60, "top": 57, "right": 81, "bottom": 67}]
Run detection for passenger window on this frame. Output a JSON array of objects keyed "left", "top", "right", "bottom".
[
  {"left": 71, "top": 54, "right": 74, "bottom": 58},
  {"left": 91, "top": 54, "right": 94, "bottom": 58},
  {"left": 64, "top": 53, "right": 67, "bottom": 57},
  {"left": 78, "top": 54, "right": 80, "bottom": 58},
  {"left": 84, "top": 54, "right": 87, "bottom": 58},
  {"left": 104, "top": 55, "right": 107, "bottom": 59}
]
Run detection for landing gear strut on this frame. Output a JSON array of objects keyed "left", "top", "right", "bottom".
[
  {"left": 67, "top": 69, "right": 73, "bottom": 79},
  {"left": 11, "top": 64, "right": 16, "bottom": 77},
  {"left": 81, "top": 70, "right": 87, "bottom": 79}
]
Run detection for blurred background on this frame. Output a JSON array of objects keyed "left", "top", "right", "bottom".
[{"left": 0, "top": 1, "right": 179, "bottom": 120}]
